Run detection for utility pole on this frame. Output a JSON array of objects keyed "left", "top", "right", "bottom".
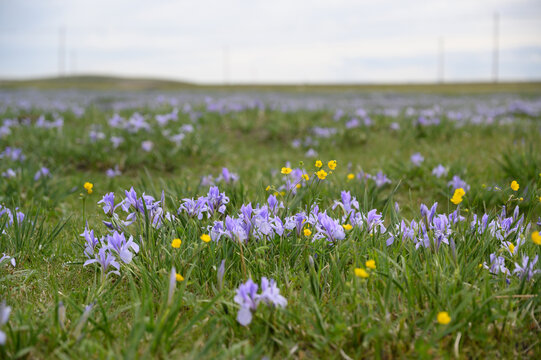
[
  {"left": 438, "top": 37, "right": 445, "bottom": 83},
  {"left": 70, "top": 50, "right": 77, "bottom": 75},
  {"left": 223, "top": 46, "right": 230, "bottom": 85},
  {"left": 492, "top": 12, "right": 499, "bottom": 82},
  {"left": 58, "top": 27, "right": 66, "bottom": 77}
]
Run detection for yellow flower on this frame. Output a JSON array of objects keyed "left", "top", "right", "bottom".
[
  {"left": 342, "top": 224, "right": 352, "bottom": 231},
  {"left": 296, "top": 184, "right": 301, "bottom": 189},
  {"left": 437, "top": 311, "right": 451, "bottom": 325},
  {"left": 354, "top": 268, "right": 369, "bottom": 278},
  {"left": 365, "top": 259, "right": 376, "bottom": 270},
  {"left": 478, "top": 263, "right": 483, "bottom": 269},
  {"left": 265, "top": 185, "right": 271, "bottom": 191},
  {"left": 450, "top": 188, "right": 465, "bottom": 205},
  {"left": 538, "top": 196, "right": 541, "bottom": 203},
  {"left": 175, "top": 273, "right": 184, "bottom": 282},
  {"left": 280, "top": 191, "right": 286, "bottom": 196},
  {"left": 316, "top": 169, "right": 327, "bottom": 180},
  {"left": 315, "top": 160, "right": 322, "bottom": 168},
  {"left": 281, "top": 167, "right": 292, "bottom": 175},
  {"left": 171, "top": 238, "right": 181, "bottom": 248},
  {"left": 519, "top": 197, "right": 523, "bottom": 201},
  {"left": 451, "top": 195, "right": 462, "bottom": 205},
  {"left": 328, "top": 160, "right": 337, "bottom": 170},
  {"left": 532, "top": 231, "right": 541, "bottom": 245},
  {"left": 304, "top": 228, "right": 312, "bottom": 236},
  {"left": 510, "top": 180, "right": 519, "bottom": 191},
  {"left": 200, "top": 234, "right": 211, "bottom": 243},
  {"left": 302, "top": 174, "right": 309, "bottom": 181},
  {"left": 508, "top": 243, "right": 515, "bottom": 254},
  {"left": 347, "top": 173, "right": 355, "bottom": 180},
  {"left": 83, "top": 182, "right": 93, "bottom": 194}
]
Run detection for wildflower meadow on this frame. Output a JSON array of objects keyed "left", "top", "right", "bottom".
[{"left": 1, "top": 87, "right": 540, "bottom": 358}]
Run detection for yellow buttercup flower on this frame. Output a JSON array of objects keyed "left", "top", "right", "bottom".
[
  {"left": 83, "top": 182, "right": 93, "bottom": 194},
  {"left": 508, "top": 243, "right": 515, "bottom": 254},
  {"left": 302, "top": 174, "right": 309, "bottom": 181},
  {"left": 315, "top": 160, "right": 322, "bottom": 168},
  {"left": 171, "top": 238, "right": 181, "bottom": 248},
  {"left": 510, "top": 180, "right": 519, "bottom": 191},
  {"left": 437, "top": 311, "right": 451, "bottom": 325},
  {"left": 365, "top": 259, "right": 376, "bottom": 270},
  {"left": 316, "top": 169, "right": 327, "bottom": 180},
  {"left": 200, "top": 234, "right": 211, "bottom": 243},
  {"left": 265, "top": 185, "right": 270, "bottom": 191},
  {"left": 296, "top": 184, "right": 301, "bottom": 189},
  {"left": 281, "top": 167, "right": 292, "bottom": 175},
  {"left": 354, "top": 268, "right": 369, "bottom": 278},
  {"left": 304, "top": 228, "right": 312, "bottom": 236},
  {"left": 347, "top": 173, "right": 355, "bottom": 180},
  {"left": 532, "top": 231, "right": 541, "bottom": 245},
  {"left": 342, "top": 224, "right": 352, "bottom": 231},
  {"left": 451, "top": 188, "right": 465, "bottom": 205},
  {"left": 328, "top": 160, "right": 337, "bottom": 170},
  {"left": 175, "top": 273, "right": 184, "bottom": 282}
]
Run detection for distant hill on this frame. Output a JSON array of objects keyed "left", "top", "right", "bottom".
[
  {"left": 1, "top": 75, "right": 541, "bottom": 94},
  {"left": 0, "top": 75, "right": 196, "bottom": 91}
]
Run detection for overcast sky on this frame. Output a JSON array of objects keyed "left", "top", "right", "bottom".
[{"left": 1, "top": 0, "right": 540, "bottom": 83}]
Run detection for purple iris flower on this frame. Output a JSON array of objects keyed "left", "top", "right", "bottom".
[
  {"left": 234, "top": 277, "right": 286, "bottom": 326},
  {"left": 81, "top": 227, "right": 100, "bottom": 258},
  {"left": 1, "top": 169, "right": 16, "bottom": 178},
  {"left": 216, "top": 168, "right": 239, "bottom": 184},
  {"left": 179, "top": 197, "right": 207, "bottom": 220},
  {"left": 513, "top": 255, "right": 540, "bottom": 281},
  {"left": 0, "top": 301, "right": 11, "bottom": 345},
  {"left": 217, "top": 260, "right": 226, "bottom": 290},
  {"left": 259, "top": 277, "right": 287, "bottom": 308},
  {"left": 206, "top": 186, "right": 229, "bottom": 216},
  {"left": 234, "top": 279, "right": 259, "bottom": 326},
  {"left": 316, "top": 212, "right": 345, "bottom": 242},
  {"left": 365, "top": 209, "right": 386, "bottom": 233},
  {"left": 104, "top": 231, "right": 139, "bottom": 264},
  {"left": 0, "top": 254, "right": 16, "bottom": 267},
  {"left": 141, "top": 140, "right": 153, "bottom": 152},
  {"left": 432, "top": 164, "right": 447, "bottom": 178},
  {"left": 410, "top": 153, "right": 424, "bottom": 167},
  {"left": 420, "top": 202, "right": 438, "bottom": 224},
  {"left": 483, "top": 253, "right": 510, "bottom": 276},
  {"left": 0, "top": 147, "right": 25, "bottom": 161},
  {"left": 333, "top": 191, "right": 359, "bottom": 215},
  {"left": 470, "top": 213, "right": 489, "bottom": 234},
  {"left": 105, "top": 166, "right": 121, "bottom": 178},
  {"left": 305, "top": 148, "right": 318, "bottom": 158},
  {"left": 84, "top": 248, "right": 120, "bottom": 277},
  {"left": 373, "top": 171, "right": 391, "bottom": 187},
  {"left": 33, "top": 167, "right": 50, "bottom": 181},
  {"left": 224, "top": 216, "right": 248, "bottom": 242},
  {"left": 432, "top": 214, "right": 451, "bottom": 250},
  {"left": 448, "top": 175, "right": 470, "bottom": 191},
  {"left": 98, "top": 192, "right": 119, "bottom": 216}
]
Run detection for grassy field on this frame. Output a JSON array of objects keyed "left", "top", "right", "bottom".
[
  {"left": 0, "top": 84, "right": 540, "bottom": 358},
  {"left": 2, "top": 75, "right": 541, "bottom": 94}
]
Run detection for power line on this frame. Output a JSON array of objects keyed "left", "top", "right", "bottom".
[
  {"left": 492, "top": 12, "right": 499, "bottom": 82},
  {"left": 58, "top": 27, "right": 66, "bottom": 76}
]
